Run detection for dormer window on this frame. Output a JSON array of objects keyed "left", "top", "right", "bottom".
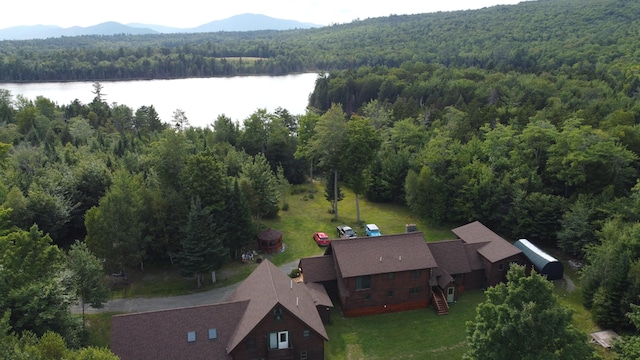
[
  {"left": 208, "top": 328, "right": 217, "bottom": 340},
  {"left": 187, "top": 331, "right": 196, "bottom": 343},
  {"left": 274, "top": 307, "right": 284, "bottom": 321}
]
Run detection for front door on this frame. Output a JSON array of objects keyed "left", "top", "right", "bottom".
[
  {"left": 278, "top": 331, "right": 289, "bottom": 349},
  {"left": 447, "top": 286, "right": 455, "bottom": 303}
]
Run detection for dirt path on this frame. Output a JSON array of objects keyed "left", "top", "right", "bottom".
[
  {"left": 73, "top": 260, "right": 301, "bottom": 314},
  {"left": 563, "top": 274, "right": 576, "bottom": 292}
]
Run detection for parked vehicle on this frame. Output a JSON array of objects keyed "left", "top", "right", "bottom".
[
  {"left": 365, "top": 224, "right": 381, "bottom": 236},
  {"left": 313, "top": 232, "right": 331, "bottom": 246},
  {"left": 336, "top": 225, "right": 357, "bottom": 238}
]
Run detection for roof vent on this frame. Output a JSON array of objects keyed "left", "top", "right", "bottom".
[
  {"left": 399, "top": 256, "right": 402, "bottom": 262},
  {"left": 296, "top": 297, "right": 299, "bottom": 307},
  {"left": 379, "top": 256, "right": 383, "bottom": 262},
  {"left": 290, "top": 279, "right": 293, "bottom": 289}
]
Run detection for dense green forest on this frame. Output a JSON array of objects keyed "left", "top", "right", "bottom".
[
  {"left": 4, "top": 0, "right": 640, "bottom": 357},
  {"left": 1, "top": 0, "right": 639, "bottom": 81}
]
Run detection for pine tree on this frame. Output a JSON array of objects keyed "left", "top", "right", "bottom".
[
  {"left": 179, "top": 198, "right": 228, "bottom": 287},
  {"left": 218, "top": 180, "right": 254, "bottom": 259}
]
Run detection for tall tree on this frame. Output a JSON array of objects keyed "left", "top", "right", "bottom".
[
  {"left": 294, "top": 111, "right": 320, "bottom": 196},
  {"left": 178, "top": 198, "right": 228, "bottom": 287},
  {"left": 67, "top": 240, "right": 109, "bottom": 330},
  {"left": 239, "top": 153, "right": 280, "bottom": 226},
  {"left": 341, "top": 116, "right": 379, "bottom": 222},
  {"left": 465, "top": 265, "right": 596, "bottom": 360},
  {"left": 85, "top": 170, "right": 147, "bottom": 273},
  {"left": 171, "top": 108, "right": 189, "bottom": 130},
  {"left": 180, "top": 153, "right": 226, "bottom": 212},
  {"left": 308, "top": 104, "right": 347, "bottom": 218},
  {"left": 218, "top": 179, "right": 253, "bottom": 259}
]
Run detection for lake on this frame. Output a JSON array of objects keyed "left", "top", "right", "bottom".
[{"left": 0, "top": 73, "right": 319, "bottom": 128}]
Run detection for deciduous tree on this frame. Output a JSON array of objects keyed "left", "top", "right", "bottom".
[
  {"left": 308, "top": 104, "right": 347, "bottom": 218},
  {"left": 465, "top": 265, "right": 596, "bottom": 360},
  {"left": 67, "top": 240, "right": 109, "bottom": 330}
]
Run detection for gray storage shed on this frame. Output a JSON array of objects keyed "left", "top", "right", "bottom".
[{"left": 514, "top": 239, "right": 564, "bottom": 280}]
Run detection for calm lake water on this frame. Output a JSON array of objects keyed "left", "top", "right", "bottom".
[{"left": 0, "top": 73, "right": 319, "bottom": 128}]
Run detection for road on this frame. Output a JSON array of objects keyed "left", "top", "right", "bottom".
[{"left": 72, "top": 260, "right": 300, "bottom": 314}]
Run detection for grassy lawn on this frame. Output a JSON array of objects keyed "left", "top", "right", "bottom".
[
  {"left": 264, "top": 181, "right": 453, "bottom": 267},
  {"left": 111, "top": 181, "right": 451, "bottom": 298},
  {"left": 325, "top": 291, "right": 486, "bottom": 359},
  {"left": 90, "top": 180, "right": 610, "bottom": 358},
  {"left": 84, "top": 313, "right": 121, "bottom": 348}
]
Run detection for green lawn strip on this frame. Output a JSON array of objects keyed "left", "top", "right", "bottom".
[
  {"left": 552, "top": 262, "right": 615, "bottom": 359},
  {"left": 83, "top": 312, "right": 121, "bottom": 348},
  {"left": 325, "top": 291, "right": 485, "bottom": 360}
]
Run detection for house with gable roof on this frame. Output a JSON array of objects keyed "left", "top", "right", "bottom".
[
  {"left": 299, "top": 221, "right": 527, "bottom": 317},
  {"left": 315, "top": 232, "right": 439, "bottom": 317},
  {"left": 450, "top": 221, "right": 527, "bottom": 288},
  {"left": 111, "top": 259, "right": 330, "bottom": 360}
]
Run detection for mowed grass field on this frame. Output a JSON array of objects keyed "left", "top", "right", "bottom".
[{"left": 89, "top": 180, "right": 610, "bottom": 358}]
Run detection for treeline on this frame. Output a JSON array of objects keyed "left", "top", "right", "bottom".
[
  {"left": 0, "top": 85, "right": 309, "bottom": 354},
  {"left": 306, "top": 57, "right": 640, "bottom": 336},
  {"left": 1, "top": 0, "right": 639, "bottom": 82}
]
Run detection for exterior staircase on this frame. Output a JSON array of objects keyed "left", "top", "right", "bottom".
[{"left": 432, "top": 288, "right": 449, "bottom": 315}]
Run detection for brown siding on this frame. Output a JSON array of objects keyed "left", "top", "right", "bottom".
[
  {"left": 485, "top": 254, "right": 527, "bottom": 287},
  {"left": 340, "top": 269, "right": 432, "bottom": 317},
  {"left": 230, "top": 305, "right": 325, "bottom": 360},
  {"left": 464, "top": 269, "right": 486, "bottom": 290}
]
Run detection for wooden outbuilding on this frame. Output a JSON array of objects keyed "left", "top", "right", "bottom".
[{"left": 257, "top": 228, "right": 283, "bottom": 254}]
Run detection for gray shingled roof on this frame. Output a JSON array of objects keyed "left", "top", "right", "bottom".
[
  {"left": 111, "top": 301, "right": 248, "bottom": 360},
  {"left": 330, "top": 232, "right": 438, "bottom": 278},
  {"left": 451, "top": 221, "right": 521, "bottom": 263},
  {"left": 298, "top": 255, "right": 337, "bottom": 283},
  {"left": 226, "top": 259, "right": 328, "bottom": 353}
]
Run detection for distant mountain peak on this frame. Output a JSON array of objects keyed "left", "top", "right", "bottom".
[{"left": 0, "top": 14, "right": 323, "bottom": 40}]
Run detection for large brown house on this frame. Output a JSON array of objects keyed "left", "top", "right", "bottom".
[
  {"left": 111, "top": 259, "right": 331, "bottom": 360},
  {"left": 299, "top": 221, "right": 527, "bottom": 317}
]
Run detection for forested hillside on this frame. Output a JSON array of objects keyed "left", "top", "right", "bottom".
[
  {"left": 0, "top": 0, "right": 639, "bottom": 81},
  {"left": 4, "top": 0, "right": 640, "bottom": 357}
]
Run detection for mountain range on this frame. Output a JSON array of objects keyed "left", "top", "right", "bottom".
[{"left": 0, "top": 14, "right": 322, "bottom": 41}]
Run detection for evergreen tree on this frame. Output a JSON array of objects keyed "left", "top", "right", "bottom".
[
  {"left": 218, "top": 179, "right": 254, "bottom": 259},
  {"left": 178, "top": 198, "right": 228, "bottom": 287}
]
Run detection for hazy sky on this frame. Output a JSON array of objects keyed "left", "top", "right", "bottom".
[{"left": 3, "top": 0, "right": 525, "bottom": 29}]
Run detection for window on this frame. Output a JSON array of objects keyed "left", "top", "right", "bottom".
[
  {"left": 208, "top": 328, "right": 217, "bottom": 340},
  {"left": 245, "top": 337, "right": 257, "bottom": 350},
  {"left": 274, "top": 307, "right": 284, "bottom": 321},
  {"left": 363, "top": 293, "right": 371, "bottom": 301},
  {"left": 187, "top": 331, "right": 196, "bottom": 343},
  {"left": 498, "top": 263, "right": 504, "bottom": 271},
  {"left": 356, "top": 275, "right": 371, "bottom": 290},
  {"left": 410, "top": 287, "right": 420, "bottom": 295},
  {"left": 301, "top": 351, "right": 308, "bottom": 360},
  {"left": 303, "top": 329, "right": 310, "bottom": 338},
  {"left": 411, "top": 269, "right": 422, "bottom": 279},
  {"left": 387, "top": 290, "right": 394, "bottom": 298},
  {"left": 387, "top": 272, "right": 395, "bottom": 280}
]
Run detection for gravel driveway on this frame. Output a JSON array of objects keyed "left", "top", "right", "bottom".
[{"left": 73, "top": 260, "right": 301, "bottom": 314}]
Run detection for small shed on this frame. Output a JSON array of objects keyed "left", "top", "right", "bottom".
[
  {"left": 590, "top": 330, "right": 620, "bottom": 349},
  {"left": 257, "top": 228, "right": 283, "bottom": 254},
  {"left": 514, "top": 239, "right": 564, "bottom": 280}
]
